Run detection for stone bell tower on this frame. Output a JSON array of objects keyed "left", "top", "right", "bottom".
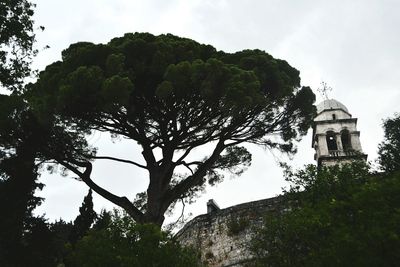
[{"left": 312, "top": 99, "right": 367, "bottom": 167}]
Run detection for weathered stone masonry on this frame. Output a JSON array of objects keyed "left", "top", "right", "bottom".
[{"left": 176, "top": 196, "right": 284, "bottom": 267}]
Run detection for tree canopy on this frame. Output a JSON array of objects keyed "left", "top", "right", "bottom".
[
  {"left": 0, "top": 0, "right": 38, "bottom": 91},
  {"left": 251, "top": 162, "right": 400, "bottom": 267},
  {"left": 378, "top": 113, "right": 400, "bottom": 172},
  {"left": 66, "top": 210, "right": 203, "bottom": 267},
  {"left": 27, "top": 32, "right": 316, "bottom": 226}
]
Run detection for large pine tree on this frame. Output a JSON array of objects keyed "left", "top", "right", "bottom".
[{"left": 28, "top": 32, "right": 316, "bottom": 226}]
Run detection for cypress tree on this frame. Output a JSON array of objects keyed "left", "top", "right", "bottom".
[{"left": 69, "top": 189, "right": 97, "bottom": 244}]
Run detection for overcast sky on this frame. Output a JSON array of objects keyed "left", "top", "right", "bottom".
[{"left": 32, "top": 0, "right": 400, "bottom": 226}]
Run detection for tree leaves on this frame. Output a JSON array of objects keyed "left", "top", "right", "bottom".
[
  {"left": 0, "top": 0, "right": 37, "bottom": 91},
  {"left": 378, "top": 113, "right": 400, "bottom": 172},
  {"left": 251, "top": 163, "right": 400, "bottom": 267},
  {"left": 25, "top": 32, "right": 316, "bottom": 225}
]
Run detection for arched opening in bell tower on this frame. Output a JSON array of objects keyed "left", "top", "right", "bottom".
[
  {"left": 326, "top": 131, "right": 338, "bottom": 151},
  {"left": 341, "top": 129, "right": 352, "bottom": 151}
]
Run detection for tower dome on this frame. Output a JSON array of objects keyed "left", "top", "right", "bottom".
[{"left": 316, "top": 99, "right": 349, "bottom": 114}]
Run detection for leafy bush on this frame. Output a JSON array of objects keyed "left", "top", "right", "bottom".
[
  {"left": 66, "top": 209, "right": 203, "bottom": 267},
  {"left": 251, "top": 162, "right": 400, "bottom": 267}
]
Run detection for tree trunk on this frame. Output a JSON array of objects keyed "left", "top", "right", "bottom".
[{"left": 146, "top": 173, "right": 167, "bottom": 226}]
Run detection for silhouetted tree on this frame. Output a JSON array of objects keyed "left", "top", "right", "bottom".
[
  {"left": 69, "top": 189, "right": 97, "bottom": 244},
  {"left": 28, "top": 32, "right": 316, "bottom": 226},
  {"left": 378, "top": 113, "right": 400, "bottom": 172},
  {"left": 0, "top": 2, "right": 51, "bottom": 264},
  {"left": 0, "top": 93, "right": 86, "bottom": 265},
  {"left": 0, "top": 0, "right": 38, "bottom": 91},
  {"left": 0, "top": 94, "right": 44, "bottom": 265},
  {"left": 23, "top": 217, "right": 59, "bottom": 267},
  {"left": 50, "top": 219, "right": 74, "bottom": 264}
]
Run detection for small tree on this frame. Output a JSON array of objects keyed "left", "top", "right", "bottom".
[
  {"left": 69, "top": 189, "right": 97, "bottom": 244},
  {"left": 378, "top": 113, "right": 400, "bottom": 173},
  {"left": 28, "top": 32, "right": 316, "bottom": 226}
]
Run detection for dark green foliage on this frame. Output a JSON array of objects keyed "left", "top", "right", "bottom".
[
  {"left": 22, "top": 217, "right": 60, "bottom": 267},
  {"left": 50, "top": 219, "right": 74, "bottom": 264},
  {"left": 0, "top": 92, "right": 91, "bottom": 263},
  {"left": 0, "top": 211, "right": 61, "bottom": 267},
  {"left": 27, "top": 32, "right": 316, "bottom": 225},
  {"left": 0, "top": 92, "right": 94, "bottom": 265},
  {"left": 66, "top": 209, "right": 204, "bottom": 267},
  {"left": 92, "top": 209, "right": 112, "bottom": 231},
  {"left": 283, "top": 161, "right": 369, "bottom": 204},
  {"left": 69, "top": 189, "right": 97, "bottom": 244},
  {"left": 251, "top": 162, "right": 400, "bottom": 267},
  {"left": 0, "top": 158, "right": 41, "bottom": 265},
  {"left": 0, "top": 94, "right": 44, "bottom": 265},
  {"left": 0, "top": 3, "right": 44, "bottom": 260},
  {"left": 0, "top": 0, "right": 37, "bottom": 90},
  {"left": 0, "top": 207, "right": 202, "bottom": 266},
  {"left": 378, "top": 113, "right": 400, "bottom": 172}
]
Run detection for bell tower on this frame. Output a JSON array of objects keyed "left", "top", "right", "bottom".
[{"left": 312, "top": 99, "right": 367, "bottom": 167}]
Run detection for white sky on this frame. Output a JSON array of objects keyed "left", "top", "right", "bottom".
[{"left": 32, "top": 0, "right": 400, "bottom": 226}]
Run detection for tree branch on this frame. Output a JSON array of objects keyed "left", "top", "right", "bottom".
[
  {"left": 90, "top": 156, "right": 147, "bottom": 169},
  {"left": 181, "top": 161, "right": 194, "bottom": 175},
  {"left": 164, "top": 140, "right": 226, "bottom": 206},
  {"left": 58, "top": 159, "right": 145, "bottom": 223}
]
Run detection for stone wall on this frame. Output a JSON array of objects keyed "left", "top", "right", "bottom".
[{"left": 175, "top": 196, "right": 284, "bottom": 267}]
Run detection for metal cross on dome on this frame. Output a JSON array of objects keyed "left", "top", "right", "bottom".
[{"left": 317, "top": 81, "right": 333, "bottom": 100}]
